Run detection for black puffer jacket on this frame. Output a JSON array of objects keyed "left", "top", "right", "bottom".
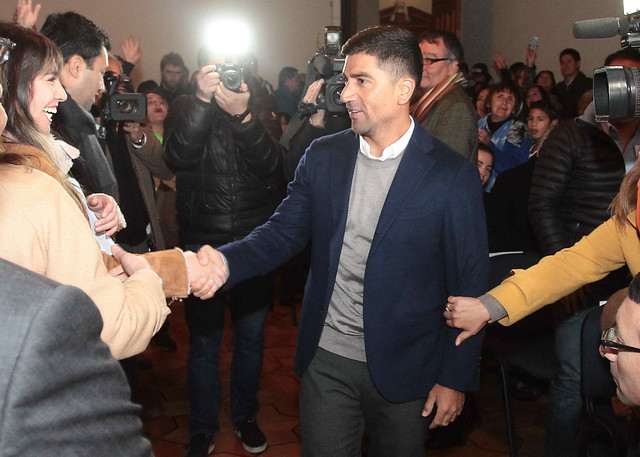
[
  {"left": 164, "top": 95, "right": 283, "bottom": 246},
  {"left": 528, "top": 118, "right": 625, "bottom": 256}
]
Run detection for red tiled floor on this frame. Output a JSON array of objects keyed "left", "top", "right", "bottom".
[{"left": 140, "top": 299, "right": 548, "bottom": 457}]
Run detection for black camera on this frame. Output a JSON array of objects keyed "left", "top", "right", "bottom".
[
  {"left": 102, "top": 71, "right": 147, "bottom": 122},
  {"left": 300, "top": 25, "right": 346, "bottom": 114},
  {"left": 215, "top": 63, "right": 245, "bottom": 92},
  {"left": 574, "top": 7, "right": 640, "bottom": 121}
]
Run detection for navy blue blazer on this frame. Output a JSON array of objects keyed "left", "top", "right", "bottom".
[{"left": 219, "top": 123, "right": 489, "bottom": 403}]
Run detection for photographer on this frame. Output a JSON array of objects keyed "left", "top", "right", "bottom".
[
  {"left": 102, "top": 56, "right": 174, "bottom": 254},
  {"left": 283, "top": 78, "right": 349, "bottom": 181},
  {"left": 163, "top": 46, "right": 283, "bottom": 456}
]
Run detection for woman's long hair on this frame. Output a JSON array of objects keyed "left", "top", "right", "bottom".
[
  {"left": 0, "top": 21, "right": 84, "bottom": 211},
  {"left": 612, "top": 160, "right": 640, "bottom": 227}
]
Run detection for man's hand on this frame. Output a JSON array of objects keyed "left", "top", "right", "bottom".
[
  {"left": 195, "top": 65, "right": 221, "bottom": 103},
  {"left": 14, "top": 0, "right": 40, "bottom": 28},
  {"left": 108, "top": 244, "right": 152, "bottom": 281},
  {"left": 302, "top": 79, "right": 326, "bottom": 127},
  {"left": 184, "top": 246, "right": 229, "bottom": 300},
  {"left": 87, "top": 194, "right": 120, "bottom": 236},
  {"left": 215, "top": 81, "right": 251, "bottom": 120},
  {"left": 422, "top": 384, "right": 465, "bottom": 429},
  {"left": 120, "top": 36, "right": 142, "bottom": 65},
  {"left": 444, "top": 296, "right": 491, "bottom": 346}
]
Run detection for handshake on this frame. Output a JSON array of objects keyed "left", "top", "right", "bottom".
[
  {"left": 109, "top": 244, "right": 228, "bottom": 301},
  {"left": 186, "top": 245, "right": 229, "bottom": 300}
]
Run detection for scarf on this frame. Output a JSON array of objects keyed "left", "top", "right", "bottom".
[{"left": 410, "top": 72, "right": 467, "bottom": 123}]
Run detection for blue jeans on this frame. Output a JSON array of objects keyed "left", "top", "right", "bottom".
[
  {"left": 184, "top": 251, "right": 272, "bottom": 436},
  {"left": 544, "top": 308, "right": 591, "bottom": 457}
]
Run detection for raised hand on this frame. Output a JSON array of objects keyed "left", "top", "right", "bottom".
[
  {"left": 120, "top": 35, "right": 142, "bottom": 65},
  {"left": 14, "top": 0, "right": 41, "bottom": 29},
  {"left": 302, "top": 79, "right": 326, "bottom": 127}
]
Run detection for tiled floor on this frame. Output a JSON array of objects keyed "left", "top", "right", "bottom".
[{"left": 139, "top": 299, "right": 549, "bottom": 457}]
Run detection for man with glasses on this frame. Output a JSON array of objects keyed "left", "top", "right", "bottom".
[
  {"left": 411, "top": 30, "right": 477, "bottom": 162},
  {"left": 601, "top": 274, "right": 640, "bottom": 407}
]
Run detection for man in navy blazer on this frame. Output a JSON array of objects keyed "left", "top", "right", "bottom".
[{"left": 205, "top": 26, "right": 488, "bottom": 457}]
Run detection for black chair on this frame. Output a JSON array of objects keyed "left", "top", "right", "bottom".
[
  {"left": 483, "top": 251, "right": 557, "bottom": 457},
  {"left": 578, "top": 306, "right": 629, "bottom": 457}
]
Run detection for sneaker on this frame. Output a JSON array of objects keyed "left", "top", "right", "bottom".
[
  {"left": 235, "top": 418, "right": 267, "bottom": 453},
  {"left": 183, "top": 433, "right": 215, "bottom": 457}
]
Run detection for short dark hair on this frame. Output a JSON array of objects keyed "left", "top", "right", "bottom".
[
  {"left": 160, "top": 52, "right": 184, "bottom": 71},
  {"left": 605, "top": 48, "right": 640, "bottom": 66},
  {"left": 40, "top": 12, "right": 111, "bottom": 67},
  {"left": 419, "top": 29, "right": 464, "bottom": 64},
  {"left": 137, "top": 79, "right": 160, "bottom": 94},
  {"left": 559, "top": 48, "right": 581, "bottom": 62},
  {"left": 478, "top": 144, "right": 493, "bottom": 159},
  {"left": 278, "top": 66, "right": 298, "bottom": 88},
  {"left": 528, "top": 100, "right": 558, "bottom": 121},
  {"left": 342, "top": 26, "right": 423, "bottom": 87}
]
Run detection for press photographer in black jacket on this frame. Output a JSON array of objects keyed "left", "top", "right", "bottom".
[{"left": 163, "top": 46, "right": 282, "bottom": 455}]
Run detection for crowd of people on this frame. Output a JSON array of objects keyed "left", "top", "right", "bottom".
[{"left": 2, "top": 1, "right": 640, "bottom": 457}]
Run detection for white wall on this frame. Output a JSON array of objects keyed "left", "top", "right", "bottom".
[
  {"left": 462, "top": 0, "right": 626, "bottom": 84},
  {"left": 0, "top": 0, "right": 339, "bottom": 89}
]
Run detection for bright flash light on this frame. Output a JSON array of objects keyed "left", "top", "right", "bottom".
[
  {"left": 204, "top": 19, "right": 251, "bottom": 56},
  {"left": 624, "top": 0, "right": 640, "bottom": 15}
]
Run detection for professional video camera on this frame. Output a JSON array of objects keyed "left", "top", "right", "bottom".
[
  {"left": 573, "top": 2, "right": 640, "bottom": 121},
  {"left": 299, "top": 25, "right": 346, "bottom": 114},
  {"left": 101, "top": 71, "right": 147, "bottom": 123}
]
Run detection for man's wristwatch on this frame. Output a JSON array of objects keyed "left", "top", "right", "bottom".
[{"left": 230, "top": 108, "right": 251, "bottom": 123}]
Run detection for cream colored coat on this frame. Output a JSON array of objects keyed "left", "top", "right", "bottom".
[
  {"left": 0, "top": 163, "right": 167, "bottom": 359},
  {"left": 491, "top": 213, "right": 640, "bottom": 325}
]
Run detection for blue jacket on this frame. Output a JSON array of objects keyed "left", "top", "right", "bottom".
[{"left": 219, "top": 124, "right": 489, "bottom": 402}]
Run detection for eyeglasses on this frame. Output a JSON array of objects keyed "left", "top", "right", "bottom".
[
  {"left": 423, "top": 57, "right": 453, "bottom": 66},
  {"left": 0, "top": 37, "right": 16, "bottom": 66},
  {"left": 601, "top": 324, "right": 640, "bottom": 354}
]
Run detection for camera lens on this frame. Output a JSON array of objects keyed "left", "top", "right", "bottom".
[
  {"left": 222, "top": 69, "right": 242, "bottom": 92},
  {"left": 593, "top": 65, "right": 640, "bottom": 122},
  {"left": 116, "top": 99, "right": 138, "bottom": 115}
]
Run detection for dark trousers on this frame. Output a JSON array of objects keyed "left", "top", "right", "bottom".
[
  {"left": 300, "top": 347, "right": 428, "bottom": 457},
  {"left": 184, "top": 271, "right": 272, "bottom": 435}
]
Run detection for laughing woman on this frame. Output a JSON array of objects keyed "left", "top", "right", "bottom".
[{"left": 0, "top": 22, "right": 224, "bottom": 359}]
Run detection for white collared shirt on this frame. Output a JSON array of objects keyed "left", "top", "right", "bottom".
[{"left": 358, "top": 117, "right": 415, "bottom": 161}]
